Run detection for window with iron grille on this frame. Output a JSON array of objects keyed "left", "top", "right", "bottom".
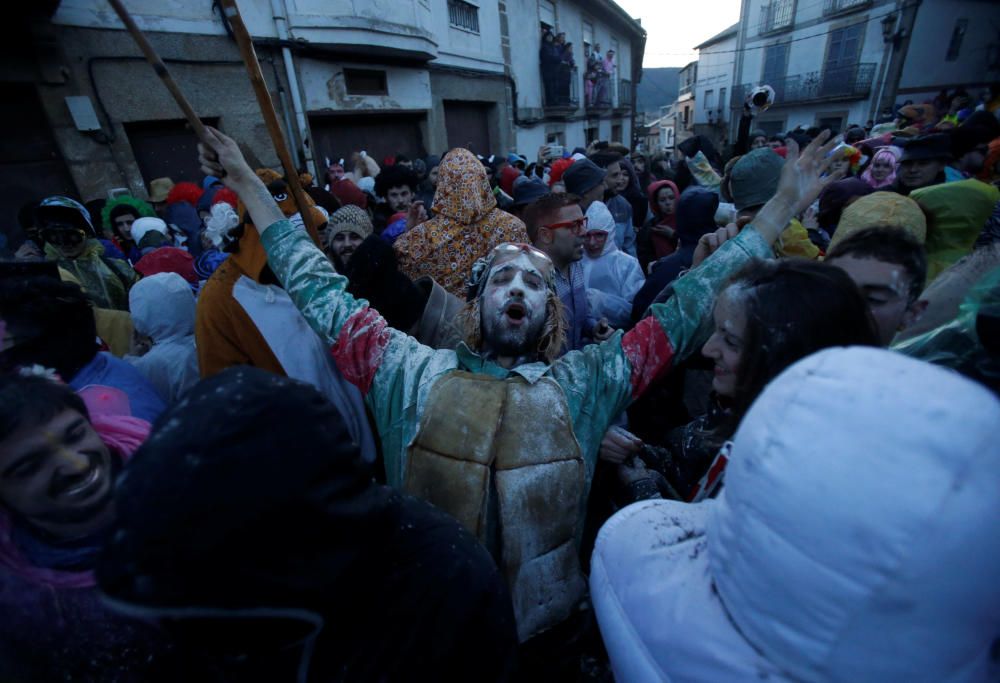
[
  {"left": 759, "top": 0, "right": 794, "bottom": 35},
  {"left": 449, "top": 0, "right": 480, "bottom": 33}
]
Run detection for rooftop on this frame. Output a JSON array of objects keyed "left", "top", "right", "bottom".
[{"left": 694, "top": 23, "right": 739, "bottom": 50}]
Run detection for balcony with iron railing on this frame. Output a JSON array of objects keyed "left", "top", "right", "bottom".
[
  {"left": 731, "top": 62, "right": 877, "bottom": 109},
  {"left": 678, "top": 83, "right": 694, "bottom": 98},
  {"left": 823, "top": 0, "right": 871, "bottom": 17},
  {"left": 758, "top": 0, "right": 794, "bottom": 35},
  {"left": 586, "top": 73, "right": 613, "bottom": 111},
  {"left": 542, "top": 65, "right": 579, "bottom": 117},
  {"left": 615, "top": 79, "right": 633, "bottom": 112}
]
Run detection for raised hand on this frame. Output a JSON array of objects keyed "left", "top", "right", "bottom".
[
  {"left": 775, "top": 130, "right": 845, "bottom": 214},
  {"left": 197, "top": 126, "right": 256, "bottom": 191},
  {"left": 198, "top": 126, "right": 284, "bottom": 232},
  {"left": 752, "top": 130, "right": 845, "bottom": 244}
]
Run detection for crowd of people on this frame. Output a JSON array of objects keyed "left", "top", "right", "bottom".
[{"left": 1, "top": 84, "right": 999, "bottom": 681}]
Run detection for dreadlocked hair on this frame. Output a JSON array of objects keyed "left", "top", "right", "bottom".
[{"left": 455, "top": 291, "right": 567, "bottom": 364}]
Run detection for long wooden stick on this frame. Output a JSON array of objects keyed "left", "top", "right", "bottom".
[
  {"left": 219, "top": 0, "right": 317, "bottom": 237},
  {"left": 107, "top": 0, "right": 208, "bottom": 141}
]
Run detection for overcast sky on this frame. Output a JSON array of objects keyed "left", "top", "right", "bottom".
[{"left": 614, "top": 0, "right": 743, "bottom": 68}]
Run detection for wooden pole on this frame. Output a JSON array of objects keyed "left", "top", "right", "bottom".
[
  {"left": 218, "top": 0, "right": 317, "bottom": 237},
  {"left": 106, "top": 0, "right": 208, "bottom": 141}
]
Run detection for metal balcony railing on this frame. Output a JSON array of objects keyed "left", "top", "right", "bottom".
[
  {"left": 617, "top": 79, "right": 633, "bottom": 110},
  {"left": 758, "top": 0, "right": 794, "bottom": 35},
  {"left": 678, "top": 83, "right": 694, "bottom": 97},
  {"left": 586, "top": 72, "right": 612, "bottom": 109},
  {"left": 823, "top": 0, "right": 870, "bottom": 16},
  {"left": 542, "top": 65, "right": 579, "bottom": 112},
  {"left": 731, "top": 62, "right": 877, "bottom": 108}
]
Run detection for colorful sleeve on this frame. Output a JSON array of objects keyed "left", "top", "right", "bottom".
[
  {"left": 261, "top": 219, "right": 423, "bottom": 395},
  {"left": 622, "top": 227, "right": 772, "bottom": 400},
  {"left": 556, "top": 227, "right": 773, "bottom": 424}
]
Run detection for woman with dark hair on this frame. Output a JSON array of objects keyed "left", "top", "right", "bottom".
[{"left": 620, "top": 258, "right": 880, "bottom": 501}]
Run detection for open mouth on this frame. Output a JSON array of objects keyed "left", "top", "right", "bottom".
[
  {"left": 51, "top": 456, "right": 105, "bottom": 501},
  {"left": 504, "top": 301, "right": 527, "bottom": 323}
]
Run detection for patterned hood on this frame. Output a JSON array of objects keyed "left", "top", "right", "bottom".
[{"left": 431, "top": 148, "right": 497, "bottom": 224}]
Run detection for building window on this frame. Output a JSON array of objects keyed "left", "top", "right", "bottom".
[
  {"left": 586, "top": 126, "right": 599, "bottom": 144},
  {"left": 612, "top": 124, "right": 622, "bottom": 141},
  {"left": 946, "top": 18, "right": 968, "bottom": 61},
  {"left": 759, "top": 0, "right": 794, "bottom": 34},
  {"left": 343, "top": 69, "right": 388, "bottom": 96},
  {"left": 719, "top": 87, "right": 727, "bottom": 110},
  {"left": 539, "top": 0, "right": 556, "bottom": 29},
  {"left": 823, "top": 0, "right": 869, "bottom": 16},
  {"left": 762, "top": 42, "right": 789, "bottom": 99},
  {"left": 704, "top": 90, "right": 714, "bottom": 109},
  {"left": 448, "top": 0, "right": 480, "bottom": 33}
]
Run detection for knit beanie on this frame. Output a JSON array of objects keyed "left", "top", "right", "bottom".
[
  {"left": 730, "top": 148, "right": 784, "bottom": 211},
  {"left": 563, "top": 159, "right": 607, "bottom": 197},
  {"left": 328, "top": 205, "right": 374, "bottom": 240}
]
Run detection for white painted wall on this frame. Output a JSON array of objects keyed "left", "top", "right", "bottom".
[
  {"left": 430, "top": 0, "right": 506, "bottom": 73},
  {"left": 514, "top": 117, "right": 630, "bottom": 153},
  {"left": 898, "top": 0, "right": 1000, "bottom": 95},
  {"left": 694, "top": 31, "right": 737, "bottom": 125},
  {"left": 54, "top": 0, "right": 438, "bottom": 57},
  {"left": 298, "top": 59, "right": 432, "bottom": 112}
]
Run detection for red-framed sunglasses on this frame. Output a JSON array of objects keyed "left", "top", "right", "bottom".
[{"left": 542, "top": 216, "right": 588, "bottom": 236}]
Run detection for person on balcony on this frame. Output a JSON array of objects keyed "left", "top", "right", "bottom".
[
  {"left": 594, "top": 49, "right": 615, "bottom": 106},
  {"left": 586, "top": 43, "right": 602, "bottom": 106},
  {"left": 539, "top": 28, "right": 561, "bottom": 106},
  {"left": 556, "top": 37, "right": 575, "bottom": 105}
]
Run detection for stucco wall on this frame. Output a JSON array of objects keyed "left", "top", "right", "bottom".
[
  {"left": 897, "top": 0, "right": 1000, "bottom": 94},
  {"left": 39, "top": 25, "right": 287, "bottom": 201}
]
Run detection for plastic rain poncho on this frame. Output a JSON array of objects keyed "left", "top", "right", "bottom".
[
  {"left": 127, "top": 272, "right": 200, "bottom": 404},
  {"left": 893, "top": 264, "right": 1000, "bottom": 394},
  {"left": 583, "top": 201, "right": 645, "bottom": 329}
]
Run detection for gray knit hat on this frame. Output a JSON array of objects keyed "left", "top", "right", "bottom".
[
  {"left": 563, "top": 159, "right": 607, "bottom": 197},
  {"left": 730, "top": 147, "right": 785, "bottom": 211},
  {"left": 328, "top": 205, "right": 373, "bottom": 240}
]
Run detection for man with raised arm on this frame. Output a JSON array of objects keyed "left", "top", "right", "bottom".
[{"left": 198, "top": 127, "right": 842, "bottom": 644}]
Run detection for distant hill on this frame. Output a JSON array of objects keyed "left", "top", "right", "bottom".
[{"left": 636, "top": 67, "right": 681, "bottom": 115}]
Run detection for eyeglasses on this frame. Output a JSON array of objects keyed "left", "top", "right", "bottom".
[{"left": 541, "top": 216, "right": 588, "bottom": 236}]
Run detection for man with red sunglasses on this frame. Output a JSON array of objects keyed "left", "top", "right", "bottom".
[
  {"left": 524, "top": 193, "right": 610, "bottom": 353},
  {"left": 199, "top": 128, "right": 843, "bottom": 652}
]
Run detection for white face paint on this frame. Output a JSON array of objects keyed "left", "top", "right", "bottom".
[{"left": 480, "top": 253, "right": 549, "bottom": 359}]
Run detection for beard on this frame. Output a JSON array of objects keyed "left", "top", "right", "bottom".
[{"left": 481, "top": 298, "right": 547, "bottom": 359}]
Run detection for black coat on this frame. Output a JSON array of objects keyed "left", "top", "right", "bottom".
[{"left": 98, "top": 367, "right": 518, "bottom": 682}]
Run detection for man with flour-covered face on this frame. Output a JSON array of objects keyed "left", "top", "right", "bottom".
[{"left": 197, "top": 126, "right": 845, "bottom": 645}]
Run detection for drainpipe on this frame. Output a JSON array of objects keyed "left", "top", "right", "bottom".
[{"left": 271, "top": 0, "right": 317, "bottom": 178}]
